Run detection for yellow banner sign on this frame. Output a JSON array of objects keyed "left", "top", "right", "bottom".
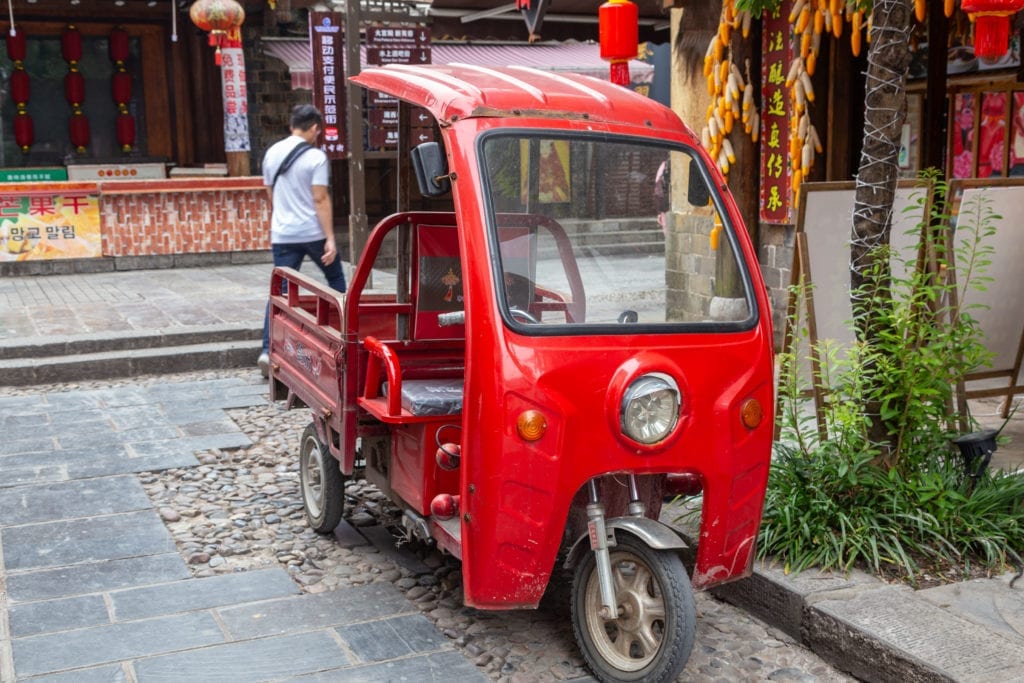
[{"left": 0, "top": 189, "right": 101, "bottom": 261}]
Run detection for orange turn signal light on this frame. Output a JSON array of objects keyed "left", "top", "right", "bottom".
[
  {"left": 516, "top": 410, "right": 547, "bottom": 441},
  {"left": 740, "top": 398, "right": 763, "bottom": 430}
]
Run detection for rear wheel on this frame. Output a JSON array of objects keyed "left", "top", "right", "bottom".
[
  {"left": 299, "top": 422, "right": 346, "bottom": 533},
  {"left": 571, "top": 534, "right": 696, "bottom": 682}
]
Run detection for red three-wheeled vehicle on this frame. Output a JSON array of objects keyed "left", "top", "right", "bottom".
[{"left": 268, "top": 63, "right": 774, "bottom": 682}]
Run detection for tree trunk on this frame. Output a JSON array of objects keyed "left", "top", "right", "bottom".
[{"left": 850, "top": 0, "right": 914, "bottom": 463}]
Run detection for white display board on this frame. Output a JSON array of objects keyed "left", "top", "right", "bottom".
[{"left": 950, "top": 179, "right": 1024, "bottom": 411}]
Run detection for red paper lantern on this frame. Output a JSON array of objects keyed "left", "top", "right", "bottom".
[
  {"left": 189, "top": 0, "right": 245, "bottom": 66},
  {"left": 70, "top": 112, "right": 90, "bottom": 152},
  {"left": 7, "top": 33, "right": 30, "bottom": 153},
  {"left": 962, "top": 0, "right": 1024, "bottom": 59},
  {"left": 598, "top": 0, "right": 638, "bottom": 86},
  {"left": 117, "top": 113, "right": 136, "bottom": 152},
  {"left": 10, "top": 70, "right": 29, "bottom": 103},
  {"left": 109, "top": 27, "right": 135, "bottom": 153},
  {"left": 109, "top": 27, "right": 130, "bottom": 64},
  {"left": 14, "top": 113, "right": 33, "bottom": 152},
  {"left": 65, "top": 71, "right": 85, "bottom": 107},
  {"left": 112, "top": 71, "right": 132, "bottom": 104},
  {"left": 5, "top": 31, "right": 25, "bottom": 62},
  {"left": 61, "top": 25, "right": 82, "bottom": 64}
]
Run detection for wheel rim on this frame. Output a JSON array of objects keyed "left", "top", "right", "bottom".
[
  {"left": 301, "top": 432, "right": 325, "bottom": 519},
  {"left": 583, "top": 548, "right": 669, "bottom": 672}
]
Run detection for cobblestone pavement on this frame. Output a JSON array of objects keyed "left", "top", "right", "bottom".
[{"left": 4, "top": 370, "right": 856, "bottom": 682}]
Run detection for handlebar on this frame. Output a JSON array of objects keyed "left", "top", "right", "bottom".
[{"left": 437, "top": 311, "right": 465, "bottom": 327}]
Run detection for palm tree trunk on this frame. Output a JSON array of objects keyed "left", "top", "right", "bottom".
[{"left": 849, "top": 0, "right": 914, "bottom": 463}]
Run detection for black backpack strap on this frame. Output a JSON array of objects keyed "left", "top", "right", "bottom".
[{"left": 271, "top": 142, "right": 313, "bottom": 188}]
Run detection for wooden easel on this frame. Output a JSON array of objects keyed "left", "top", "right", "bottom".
[
  {"left": 776, "top": 180, "right": 934, "bottom": 440},
  {"left": 946, "top": 178, "right": 1024, "bottom": 420}
]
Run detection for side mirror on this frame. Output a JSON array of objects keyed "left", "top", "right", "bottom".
[
  {"left": 687, "top": 157, "right": 711, "bottom": 207},
  {"left": 411, "top": 141, "right": 451, "bottom": 197}
]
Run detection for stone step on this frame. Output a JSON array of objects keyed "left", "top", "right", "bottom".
[
  {"left": 0, "top": 338, "right": 262, "bottom": 386},
  {"left": 0, "top": 325, "right": 260, "bottom": 360}
]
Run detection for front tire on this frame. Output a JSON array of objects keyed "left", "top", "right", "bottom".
[
  {"left": 299, "top": 422, "right": 346, "bottom": 533},
  {"left": 571, "top": 534, "right": 696, "bottom": 682}
]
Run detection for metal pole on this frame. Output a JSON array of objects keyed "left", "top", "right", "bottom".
[{"left": 345, "top": 0, "right": 368, "bottom": 267}]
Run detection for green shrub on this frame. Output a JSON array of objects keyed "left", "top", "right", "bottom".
[{"left": 761, "top": 174, "right": 1024, "bottom": 583}]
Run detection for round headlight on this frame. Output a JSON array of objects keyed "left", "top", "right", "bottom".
[{"left": 620, "top": 373, "right": 680, "bottom": 445}]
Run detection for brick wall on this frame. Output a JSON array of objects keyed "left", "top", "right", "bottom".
[
  {"left": 99, "top": 178, "right": 270, "bottom": 257},
  {"left": 757, "top": 222, "right": 796, "bottom": 350}
]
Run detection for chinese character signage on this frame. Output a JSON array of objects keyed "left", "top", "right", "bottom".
[
  {"left": 365, "top": 22, "right": 432, "bottom": 152},
  {"left": 220, "top": 47, "right": 250, "bottom": 153},
  {"left": 0, "top": 188, "right": 101, "bottom": 261},
  {"left": 0, "top": 168, "right": 67, "bottom": 182},
  {"left": 760, "top": 2, "right": 793, "bottom": 224},
  {"left": 310, "top": 11, "right": 346, "bottom": 159}
]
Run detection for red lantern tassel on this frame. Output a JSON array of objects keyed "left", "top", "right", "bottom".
[
  {"left": 973, "top": 13, "right": 1012, "bottom": 59},
  {"left": 608, "top": 61, "right": 630, "bottom": 86}
]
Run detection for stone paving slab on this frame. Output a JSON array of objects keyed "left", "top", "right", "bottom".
[
  {"left": 133, "top": 631, "right": 350, "bottom": 682},
  {"left": 5, "top": 553, "right": 191, "bottom": 602},
  {"left": 917, "top": 571, "right": 1024, "bottom": 639},
  {"left": 109, "top": 567, "right": 300, "bottom": 621},
  {"left": 3, "top": 509, "right": 175, "bottom": 571},
  {"left": 8, "top": 594, "right": 111, "bottom": 638},
  {"left": 335, "top": 613, "right": 448, "bottom": 663},
  {"left": 12, "top": 611, "right": 224, "bottom": 678},
  {"left": 0, "top": 476, "right": 152, "bottom": 527},
  {"left": 285, "top": 650, "right": 489, "bottom": 682},
  {"left": 19, "top": 663, "right": 127, "bottom": 683},
  {"left": 217, "top": 583, "right": 415, "bottom": 640}
]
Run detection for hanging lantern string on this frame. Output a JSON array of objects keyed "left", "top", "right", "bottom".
[{"left": 8, "top": 0, "right": 15, "bottom": 37}]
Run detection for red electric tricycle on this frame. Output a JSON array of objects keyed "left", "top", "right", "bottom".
[{"left": 268, "top": 64, "right": 774, "bottom": 682}]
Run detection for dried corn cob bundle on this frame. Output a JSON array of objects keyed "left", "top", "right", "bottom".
[{"left": 701, "top": 0, "right": 760, "bottom": 181}]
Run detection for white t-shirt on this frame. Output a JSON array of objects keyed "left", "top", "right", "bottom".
[{"left": 262, "top": 135, "right": 330, "bottom": 244}]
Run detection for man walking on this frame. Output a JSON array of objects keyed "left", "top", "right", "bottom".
[{"left": 258, "top": 104, "right": 346, "bottom": 377}]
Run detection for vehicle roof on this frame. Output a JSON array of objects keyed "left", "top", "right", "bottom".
[{"left": 350, "top": 63, "right": 685, "bottom": 133}]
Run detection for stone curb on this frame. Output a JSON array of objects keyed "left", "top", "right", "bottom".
[
  {"left": 0, "top": 340, "right": 262, "bottom": 386},
  {"left": 0, "top": 325, "right": 261, "bottom": 359},
  {"left": 713, "top": 562, "right": 1024, "bottom": 683}
]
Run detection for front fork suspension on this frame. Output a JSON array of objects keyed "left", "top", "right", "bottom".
[{"left": 586, "top": 475, "right": 647, "bottom": 619}]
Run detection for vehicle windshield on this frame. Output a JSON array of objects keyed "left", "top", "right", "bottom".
[{"left": 480, "top": 133, "right": 757, "bottom": 334}]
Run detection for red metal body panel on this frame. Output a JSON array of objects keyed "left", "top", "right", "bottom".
[{"left": 275, "top": 65, "right": 774, "bottom": 611}]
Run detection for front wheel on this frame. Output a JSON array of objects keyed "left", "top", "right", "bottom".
[
  {"left": 571, "top": 534, "right": 696, "bottom": 682},
  {"left": 299, "top": 422, "right": 346, "bottom": 533}
]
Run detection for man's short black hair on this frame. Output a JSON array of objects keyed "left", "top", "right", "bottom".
[{"left": 290, "top": 104, "right": 323, "bottom": 132}]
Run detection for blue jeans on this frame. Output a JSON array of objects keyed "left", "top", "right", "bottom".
[{"left": 262, "top": 239, "right": 347, "bottom": 352}]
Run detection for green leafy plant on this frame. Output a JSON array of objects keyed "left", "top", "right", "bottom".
[{"left": 761, "top": 174, "right": 1024, "bottom": 583}]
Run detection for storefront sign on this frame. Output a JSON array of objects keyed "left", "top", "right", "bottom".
[
  {"left": 760, "top": 2, "right": 793, "bottom": 224},
  {"left": 0, "top": 168, "right": 68, "bottom": 182},
  {"left": 220, "top": 46, "right": 250, "bottom": 153},
  {"left": 365, "top": 22, "right": 432, "bottom": 151},
  {"left": 0, "top": 187, "right": 101, "bottom": 261},
  {"left": 310, "top": 11, "right": 346, "bottom": 159}
]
